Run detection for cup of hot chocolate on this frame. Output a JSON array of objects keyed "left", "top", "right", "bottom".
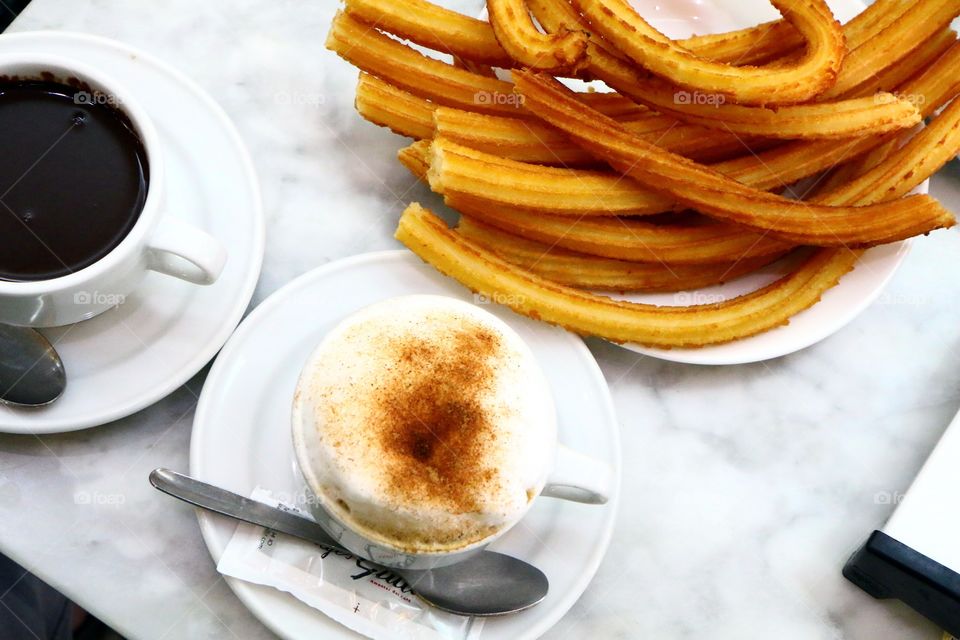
[
  {"left": 292, "top": 295, "right": 612, "bottom": 569},
  {"left": 0, "top": 53, "right": 227, "bottom": 327}
]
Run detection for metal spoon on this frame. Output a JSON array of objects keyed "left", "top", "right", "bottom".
[
  {"left": 0, "top": 324, "right": 66, "bottom": 407},
  {"left": 149, "top": 468, "right": 549, "bottom": 616}
]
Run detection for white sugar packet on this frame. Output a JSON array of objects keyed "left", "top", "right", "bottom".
[{"left": 216, "top": 488, "right": 484, "bottom": 640}]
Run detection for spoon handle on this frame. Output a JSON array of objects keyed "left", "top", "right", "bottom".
[
  {"left": 150, "top": 467, "right": 550, "bottom": 617},
  {"left": 149, "top": 468, "right": 342, "bottom": 549}
]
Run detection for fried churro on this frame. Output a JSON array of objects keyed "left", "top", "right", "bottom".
[
  {"left": 514, "top": 72, "right": 954, "bottom": 246},
  {"left": 396, "top": 203, "right": 859, "bottom": 348},
  {"left": 570, "top": 0, "right": 845, "bottom": 105},
  {"left": 456, "top": 216, "right": 785, "bottom": 292}
]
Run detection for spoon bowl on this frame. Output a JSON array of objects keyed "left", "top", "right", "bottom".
[
  {"left": 149, "top": 468, "right": 550, "bottom": 616},
  {"left": 0, "top": 324, "right": 66, "bottom": 407},
  {"left": 406, "top": 551, "right": 549, "bottom": 616}
]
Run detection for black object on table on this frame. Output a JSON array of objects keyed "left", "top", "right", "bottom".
[
  {"left": 844, "top": 408, "right": 960, "bottom": 637},
  {"left": 845, "top": 531, "right": 960, "bottom": 637},
  {"left": 0, "top": 0, "right": 30, "bottom": 30}
]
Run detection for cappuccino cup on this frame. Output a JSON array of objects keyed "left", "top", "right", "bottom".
[{"left": 292, "top": 295, "right": 612, "bottom": 569}]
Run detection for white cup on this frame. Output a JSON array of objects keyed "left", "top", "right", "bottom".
[
  {"left": 295, "top": 442, "right": 612, "bottom": 569},
  {"left": 291, "top": 295, "right": 613, "bottom": 569},
  {"left": 0, "top": 53, "right": 227, "bottom": 327}
]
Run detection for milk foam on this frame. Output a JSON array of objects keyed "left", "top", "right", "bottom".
[{"left": 292, "top": 295, "right": 556, "bottom": 553}]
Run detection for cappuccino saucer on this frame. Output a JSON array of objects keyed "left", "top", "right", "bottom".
[
  {"left": 0, "top": 32, "right": 264, "bottom": 434},
  {"left": 190, "top": 250, "right": 622, "bottom": 640}
]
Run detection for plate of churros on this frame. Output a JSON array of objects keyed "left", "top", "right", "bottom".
[{"left": 326, "top": 0, "right": 960, "bottom": 365}]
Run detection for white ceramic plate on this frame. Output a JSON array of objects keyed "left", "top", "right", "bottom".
[
  {"left": 621, "top": 241, "right": 912, "bottom": 365},
  {"left": 0, "top": 32, "right": 264, "bottom": 433},
  {"left": 615, "top": 0, "right": 921, "bottom": 365},
  {"left": 190, "top": 251, "right": 622, "bottom": 640},
  {"left": 481, "top": 0, "right": 920, "bottom": 366}
]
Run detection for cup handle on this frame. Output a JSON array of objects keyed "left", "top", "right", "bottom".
[
  {"left": 541, "top": 444, "right": 612, "bottom": 505},
  {"left": 146, "top": 217, "right": 227, "bottom": 285}
]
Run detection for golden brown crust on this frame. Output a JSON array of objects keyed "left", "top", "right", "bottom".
[
  {"left": 355, "top": 73, "right": 436, "bottom": 140},
  {"left": 675, "top": 0, "right": 917, "bottom": 65},
  {"left": 433, "top": 105, "right": 757, "bottom": 165},
  {"left": 327, "top": 11, "right": 527, "bottom": 118},
  {"left": 584, "top": 42, "right": 921, "bottom": 138},
  {"left": 344, "top": 0, "right": 513, "bottom": 67},
  {"left": 487, "top": 0, "right": 588, "bottom": 73},
  {"left": 396, "top": 203, "right": 860, "bottom": 348},
  {"left": 452, "top": 56, "right": 499, "bottom": 79},
  {"left": 361, "top": 52, "right": 958, "bottom": 191},
  {"left": 398, "top": 140, "right": 432, "bottom": 182},
  {"left": 843, "top": 29, "right": 957, "bottom": 99},
  {"left": 333, "top": 0, "right": 960, "bottom": 349},
  {"left": 896, "top": 40, "right": 960, "bottom": 120},
  {"left": 355, "top": 73, "right": 718, "bottom": 164},
  {"left": 677, "top": 20, "right": 803, "bottom": 66},
  {"left": 569, "top": 0, "right": 845, "bottom": 106},
  {"left": 816, "top": 97, "right": 960, "bottom": 206},
  {"left": 445, "top": 193, "right": 792, "bottom": 265},
  {"left": 821, "top": 0, "right": 960, "bottom": 98},
  {"left": 513, "top": 72, "right": 955, "bottom": 246},
  {"left": 714, "top": 37, "right": 960, "bottom": 189},
  {"left": 815, "top": 138, "right": 902, "bottom": 196},
  {"left": 396, "top": 92, "right": 960, "bottom": 344},
  {"left": 329, "top": 11, "right": 647, "bottom": 119},
  {"left": 419, "top": 135, "right": 873, "bottom": 219},
  {"left": 529, "top": 0, "right": 924, "bottom": 138},
  {"left": 428, "top": 138, "right": 674, "bottom": 216},
  {"left": 342, "top": 0, "right": 899, "bottom": 71},
  {"left": 457, "top": 216, "right": 786, "bottom": 291}
]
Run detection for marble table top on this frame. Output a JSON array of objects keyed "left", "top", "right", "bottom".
[{"left": 1, "top": 0, "right": 959, "bottom": 638}]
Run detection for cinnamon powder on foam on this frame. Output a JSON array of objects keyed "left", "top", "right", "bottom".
[{"left": 373, "top": 325, "right": 504, "bottom": 517}]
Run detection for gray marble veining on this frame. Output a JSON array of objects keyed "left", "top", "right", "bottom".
[{"left": 0, "top": 0, "right": 958, "bottom": 638}]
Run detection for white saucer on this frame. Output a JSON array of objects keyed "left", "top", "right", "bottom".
[
  {"left": 619, "top": 0, "right": 916, "bottom": 365},
  {"left": 479, "top": 0, "right": 919, "bottom": 366},
  {"left": 598, "top": 0, "right": 921, "bottom": 365},
  {"left": 0, "top": 32, "right": 264, "bottom": 433},
  {"left": 621, "top": 241, "right": 911, "bottom": 365},
  {"left": 190, "top": 250, "right": 621, "bottom": 640}
]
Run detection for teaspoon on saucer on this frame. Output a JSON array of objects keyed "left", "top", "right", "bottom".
[
  {"left": 149, "top": 468, "right": 549, "bottom": 616},
  {"left": 0, "top": 324, "right": 66, "bottom": 407}
]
